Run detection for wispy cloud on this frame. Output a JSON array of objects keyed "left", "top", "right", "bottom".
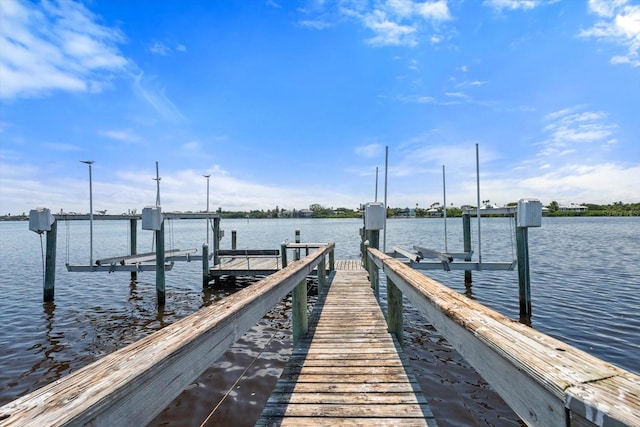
[
  {"left": 579, "top": 0, "right": 640, "bottom": 67},
  {"left": 100, "top": 129, "right": 142, "bottom": 143},
  {"left": 538, "top": 107, "right": 618, "bottom": 158},
  {"left": 355, "top": 143, "right": 384, "bottom": 158},
  {"left": 298, "top": 19, "right": 333, "bottom": 30},
  {"left": 334, "top": 0, "right": 452, "bottom": 47},
  {"left": 149, "top": 42, "right": 171, "bottom": 56},
  {"left": 0, "top": 0, "right": 128, "bottom": 99},
  {"left": 148, "top": 41, "right": 187, "bottom": 56},
  {"left": 42, "top": 142, "right": 82, "bottom": 151},
  {"left": 519, "top": 163, "right": 640, "bottom": 203},
  {"left": 132, "top": 72, "right": 185, "bottom": 123},
  {"left": 483, "top": 0, "right": 547, "bottom": 12}
]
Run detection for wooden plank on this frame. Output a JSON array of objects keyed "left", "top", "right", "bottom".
[
  {"left": 259, "top": 403, "right": 433, "bottom": 418},
  {"left": 266, "top": 391, "right": 429, "bottom": 405},
  {"left": 256, "top": 417, "right": 435, "bottom": 427},
  {"left": 257, "top": 268, "right": 436, "bottom": 426},
  {"left": 566, "top": 374, "right": 640, "bottom": 427},
  {"left": 270, "top": 382, "right": 422, "bottom": 394}
]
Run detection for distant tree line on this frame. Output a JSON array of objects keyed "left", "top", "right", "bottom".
[{"left": 2, "top": 202, "right": 638, "bottom": 221}]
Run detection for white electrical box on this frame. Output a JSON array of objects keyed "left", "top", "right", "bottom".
[
  {"left": 29, "top": 208, "right": 55, "bottom": 233},
  {"left": 365, "top": 202, "right": 385, "bottom": 230},
  {"left": 517, "top": 198, "right": 542, "bottom": 228},
  {"left": 142, "top": 206, "right": 163, "bottom": 230}
]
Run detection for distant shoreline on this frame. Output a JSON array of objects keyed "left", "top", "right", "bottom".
[{"left": 2, "top": 210, "right": 638, "bottom": 222}]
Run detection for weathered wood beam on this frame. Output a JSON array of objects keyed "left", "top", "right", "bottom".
[
  {"left": 0, "top": 244, "right": 335, "bottom": 427},
  {"left": 367, "top": 248, "right": 640, "bottom": 427}
]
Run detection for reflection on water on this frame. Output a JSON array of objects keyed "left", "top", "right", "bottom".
[{"left": 1, "top": 217, "right": 639, "bottom": 426}]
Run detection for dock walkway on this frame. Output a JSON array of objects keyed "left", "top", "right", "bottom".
[{"left": 256, "top": 260, "right": 437, "bottom": 426}]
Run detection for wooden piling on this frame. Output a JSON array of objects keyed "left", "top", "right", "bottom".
[
  {"left": 231, "top": 230, "right": 237, "bottom": 250},
  {"left": 318, "top": 255, "right": 326, "bottom": 292},
  {"left": 129, "top": 218, "right": 137, "bottom": 282},
  {"left": 202, "top": 243, "right": 209, "bottom": 288},
  {"left": 44, "top": 220, "right": 57, "bottom": 302},
  {"left": 156, "top": 221, "right": 165, "bottom": 306},
  {"left": 462, "top": 213, "right": 472, "bottom": 284},
  {"left": 515, "top": 226, "right": 532, "bottom": 320},
  {"left": 328, "top": 249, "right": 335, "bottom": 272},
  {"left": 387, "top": 276, "right": 403, "bottom": 346},
  {"left": 281, "top": 243, "right": 288, "bottom": 268},
  {"left": 366, "top": 229, "right": 380, "bottom": 298},
  {"left": 294, "top": 230, "right": 300, "bottom": 261},
  {"left": 213, "top": 217, "right": 221, "bottom": 265},
  {"left": 292, "top": 279, "right": 308, "bottom": 344}
]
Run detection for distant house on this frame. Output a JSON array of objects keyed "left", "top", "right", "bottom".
[
  {"left": 396, "top": 208, "right": 415, "bottom": 218},
  {"left": 297, "top": 209, "right": 314, "bottom": 218},
  {"left": 559, "top": 203, "right": 588, "bottom": 213},
  {"left": 426, "top": 208, "right": 443, "bottom": 217}
]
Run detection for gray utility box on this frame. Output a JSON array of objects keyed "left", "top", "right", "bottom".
[
  {"left": 29, "top": 208, "right": 54, "bottom": 233},
  {"left": 365, "top": 202, "right": 385, "bottom": 231},
  {"left": 142, "top": 206, "right": 163, "bottom": 230},
  {"left": 517, "top": 198, "right": 542, "bottom": 228}
]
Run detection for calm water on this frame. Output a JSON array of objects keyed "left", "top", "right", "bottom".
[{"left": 1, "top": 216, "right": 638, "bottom": 426}]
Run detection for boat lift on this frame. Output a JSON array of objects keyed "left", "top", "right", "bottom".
[{"left": 29, "top": 162, "right": 221, "bottom": 305}]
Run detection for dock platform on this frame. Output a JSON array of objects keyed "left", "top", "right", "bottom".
[{"left": 256, "top": 261, "right": 437, "bottom": 426}]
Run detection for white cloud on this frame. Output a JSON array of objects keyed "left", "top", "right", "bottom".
[
  {"left": 518, "top": 163, "right": 640, "bottom": 203},
  {"left": 176, "top": 44, "right": 187, "bottom": 52},
  {"left": 101, "top": 129, "right": 142, "bottom": 143},
  {"left": 355, "top": 143, "right": 384, "bottom": 158},
  {"left": 0, "top": 0, "right": 128, "bottom": 99},
  {"left": 149, "top": 42, "right": 171, "bottom": 56},
  {"left": 541, "top": 108, "right": 617, "bottom": 154},
  {"left": 132, "top": 72, "right": 185, "bottom": 123},
  {"left": 42, "top": 142, "right": 82, "bottom": 151},
  {"left": 416, "top": 0, "right": 451, "bottom": 20},
  {"left": 363, "top": 10, "right": 418, "bottom": 46},
  {"left": 483, "top": 0, "right": 543, "bottom": 12},
  {"left": 336, "top": 1, "right": 452, "bottom": 47},
  {"left": 182, "top": 141, "right": 200, "bottom": 151},
  {"left": 579, "top": 0, "right": 640, "bottom": 67},
  {"left": 298, "top": 20, "right": 333, "bottom": 30}
]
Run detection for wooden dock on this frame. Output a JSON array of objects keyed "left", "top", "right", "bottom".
[
  {"left": 4, "top": 240, "right": 639, "bottom": 427},
  {"left": 256, "top": 261, "right": 437, "bottom": 426}
]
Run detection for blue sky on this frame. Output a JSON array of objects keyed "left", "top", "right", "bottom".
[{"left": 1, "top": 0, "right": 639, "bottom": 215}]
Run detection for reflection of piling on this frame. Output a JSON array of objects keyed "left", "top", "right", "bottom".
[
  {"left": 44, "top": 221, "right": 57, "bottom": 302},
  {"left": 130, "top": 218, "right": 137, "bottom": 282}
]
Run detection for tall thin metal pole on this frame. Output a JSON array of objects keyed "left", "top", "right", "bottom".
[
  {"left": 383, "top": 146, "right": 389, "bottom": 253},
  {"left": 475, "top": 144, "right": 482, "bottom": 266},
  {"left": 81, "top": 160, "right": 95, "bottom": 266},
  {"left": 375, "top": 166, "right": 379, "bottom": 202},
  {"left": 153, "top": 161, "right": 161, "bottom": 207},
  {"left": 442, "top": 165, "right": 448, "bottom": 253},
  {"left": 203, "top": 174, "right": 211, "bottom": 248}
]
